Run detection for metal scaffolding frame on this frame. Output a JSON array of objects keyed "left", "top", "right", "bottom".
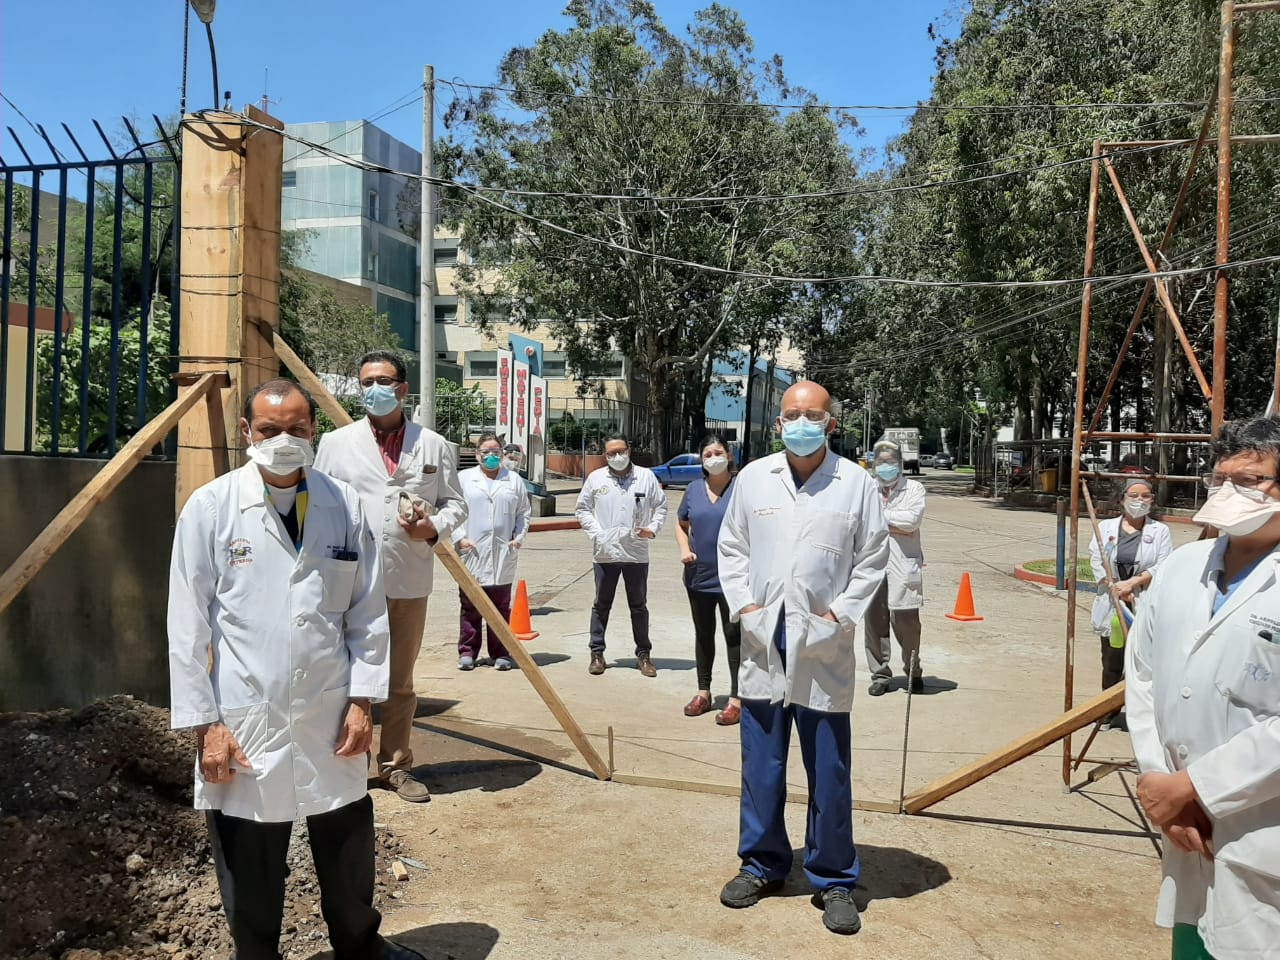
[{"left": 1061, "top": 0, "right": 1280, "bottom": 783}]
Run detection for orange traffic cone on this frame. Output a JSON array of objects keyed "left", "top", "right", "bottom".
[
  {"left": 945, "top": 572, "right": 984, "bottom": 622},
  {"left": 509, "top": 579, "right": 540, "bottom": 642}
]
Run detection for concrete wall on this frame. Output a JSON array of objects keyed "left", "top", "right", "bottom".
[{"left": 0, "top": 456, "right": 176, "bottom": 711}]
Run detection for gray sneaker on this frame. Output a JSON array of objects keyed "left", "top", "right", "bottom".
[
  {"left": 494, "top": 656, "right": 515, "bottom": 671},
  {"left": 868, "top": 678, "right": 890, "bottom": 697},
  {"left": 458, "top": 655, "right": 475, "bottom": 671},
  {"left": 720, "top": 870, "right": 783, "bottom": 908},
  {"left": 814, "top": 887, "right": 861, "bottom": 934}
]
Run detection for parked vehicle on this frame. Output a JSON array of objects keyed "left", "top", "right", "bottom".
[
  {"left": 920, "top": 453, "right": 936, "bottom": 468},
  {"left": 880, "top": 427, "right": 922, "bottom": 475},
  {"left": 649, "top": 453, "right": 704, "bottom": 487},
  {"left": 934, "top": 453, "right": 954, "bottom": 470}
]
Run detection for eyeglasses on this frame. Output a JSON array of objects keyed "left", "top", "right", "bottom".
[
  {"left": 1202, "top": 472, "right": 1278, "bottom": 490},
  {"left": 359, "top": 376, "right": 403, "bottom": 388},
  {"left": 779, "top": 410, "right": 830, "bottom": 424},
  {"left": 1123, "top": 492, "right": 1154, "bottom": 501}
]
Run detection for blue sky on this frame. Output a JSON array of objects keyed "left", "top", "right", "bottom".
[{"left": 1, "top": 1, "right": 951, "bottom": 165}]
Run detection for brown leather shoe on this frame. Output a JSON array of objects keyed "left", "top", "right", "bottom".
[
  {"left": 683, "top": 693, "right": 713, "bottom": 717},
  {"left": 385, "top": 770, "right": 430, "bottom": 803},
  {"left": 716, "top": 703, "right": 741, "bottom": 726},
  {"left": 637, "top": 653, "right": 657, "bottom": 678},
  {"left": 588, "top": 651, "right": 606, "bottom": 675}
]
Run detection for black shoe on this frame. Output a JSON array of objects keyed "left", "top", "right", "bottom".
[
  {"left": 382, "top": 938, "right": 427, "bottom": 959},
  {"left": 910, "top": 676, "right": 925, "bottom": 695},
  {"left": 720, "top": 870, "right": 784, "bottom": 908},
  {"left": 868, "top": 679, "right": 890, "bottom": 697},
  {"left": 813, "top": 887, "right": 862, "bottom": 935}
]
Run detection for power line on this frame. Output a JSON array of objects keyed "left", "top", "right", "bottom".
[{"left": 435, "top": 77, "right": 1280, "bottom": 115}]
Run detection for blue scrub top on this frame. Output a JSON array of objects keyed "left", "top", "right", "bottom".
[{"left": 678, "top": 476, "right": 734, "bottom": 594}]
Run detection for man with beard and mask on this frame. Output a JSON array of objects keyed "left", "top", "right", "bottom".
[
  {"left": 575, "top": 432, "right": 668, "bottom": 677},
  {"left": 716, "top": 381, "right": 888, "bottom": 936},
  {"left": 314, "top": 351, "right": 465, "bottom": 804},
  {"left": 1126, "top": 416, "right": 1280, "bottom": 960},
  {"left": 168, "top": 379, "right": 424, "bottom": 960},
  {"left": 1087, "top": 476, "right": 1173, "bottom": 731},
  {"left": 863, "top": 439, "right": 927, "bottom": 697}
]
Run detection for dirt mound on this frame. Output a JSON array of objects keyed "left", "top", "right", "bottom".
[{"left": 0, "top": 696, "right": 408, "bottom": 960}]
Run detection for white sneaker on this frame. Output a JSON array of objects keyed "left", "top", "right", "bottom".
[{"left": 458, "top": 656, "right": 475, "bottom": 671}]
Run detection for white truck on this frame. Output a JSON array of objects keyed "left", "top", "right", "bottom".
[{"left": 880, "top": 427, "right": 921, "bottom": 475}]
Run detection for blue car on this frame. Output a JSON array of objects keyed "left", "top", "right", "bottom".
[{"left": 649, "top": 453, "right": 705, "bottom": 487}]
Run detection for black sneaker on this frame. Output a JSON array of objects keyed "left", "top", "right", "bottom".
[
  {"left": 910, "top": 676, "right": 925, "bottom": 695},
  {"left": 720, "top": 870, "right": 783, "bottom": 908},
  {"left": 868, "top": 679, "right": 890, "bottom": 697},
  {"left": 814, "top": 886, "right": 862, "bottom": 935}
]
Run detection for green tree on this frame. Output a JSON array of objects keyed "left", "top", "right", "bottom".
[{"left": 437, "top": 0, "right": 864, "bottom": 455}]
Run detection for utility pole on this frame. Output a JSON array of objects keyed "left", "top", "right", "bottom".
[{"left": 418, "top": 64, "right": 436, "bottom": 429}]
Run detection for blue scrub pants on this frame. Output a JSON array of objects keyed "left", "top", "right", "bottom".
[{"left": 737, "top": 610, "right": 859, "bottom": 890}]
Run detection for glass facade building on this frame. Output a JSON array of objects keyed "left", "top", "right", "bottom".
[{"left": 282, "top": 121, "right": 421, "bottom": 354}]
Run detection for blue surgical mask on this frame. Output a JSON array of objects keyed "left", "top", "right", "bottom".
[
  {"left": 780, "top": 419, "right": 828, "bottom": 457},
  {"left": 875, "top": 463, "right": 901, "bottom": 483},
  {"left": 362, "top": 384, "right": 400, "bottom": 417},
  {"left": 482, "top": 453, "right": 502, "bottom": 470}
]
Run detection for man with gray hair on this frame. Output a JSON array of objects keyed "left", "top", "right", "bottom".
[
  {"left": 864, "top": 439, "right": 927, "bottom": 696},
  {"left": 1126, "top": 415, "right": 1280, "bottom": 960}
]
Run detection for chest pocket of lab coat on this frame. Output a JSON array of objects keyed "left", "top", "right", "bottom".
[
  {"left": 399, "top": 450, "right": 440, "bottom": 502},
  {"left": 802, "top": 509, "right": 859, "bottom": 563},
  {"left": 1214, "top": 626, "right": 1280, "bottom": 719},
  {"left": 316, "top": 558, "right": 359, "bottom": 613}
]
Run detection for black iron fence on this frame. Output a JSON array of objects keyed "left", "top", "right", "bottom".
[{"left": 1, "top": 117, "right": 180, "bottom": 457}]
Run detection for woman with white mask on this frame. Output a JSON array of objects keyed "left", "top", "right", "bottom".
[
  {"left": 1087, "top": 475, "right": 1173, "bottom": 730},
  {"left": 674, "top": 434, "right": 742, "bottom": 724}
]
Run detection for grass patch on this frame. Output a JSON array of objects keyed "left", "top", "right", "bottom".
[
  {"left": 1024, "top": 558, "right": 1095, "bottom": 583},
  {"left": 954, "top": 466, "right": 975, "bottom": 474}
]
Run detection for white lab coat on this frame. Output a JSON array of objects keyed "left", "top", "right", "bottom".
[
  {"left": 880, "top": 476, "right": 926, "bottom": 610},
  {"left": 452, "top": 465, "right": 532, "bottom": 586},
  {"left": 314, "top": 417, "right": 466, "bottom": 599},
  {"left": 1088, "top": 516, "right": 1173, "bottom": 634},
  {"left": 575, "top": 465, "right": 668, "bottom": 564},
  {"left": 1126, "top": 537, "right": 1280, "bottom": 959},
  {"left": 717, "top": 451, "right": 890, "bottom": 713},
  {"left": 167, "top": 464, "right": 389, "bottom": 823}
]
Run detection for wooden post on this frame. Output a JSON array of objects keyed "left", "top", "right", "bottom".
[
  {"left": 1064, "top": 142, "right": 1102, "bottom": 786},
  {"left": 175, "top": 108, "right": 283, "bottom": 512}
]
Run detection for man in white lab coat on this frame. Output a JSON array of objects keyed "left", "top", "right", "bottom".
[
  {"left": 168, "top": 379, "right": 423, "bottom": 960},
  {"left": 575, "top": 432, "right": 668, "bottom": 677},
  {"left": 1127, "top": 415, "right": 1280, "bottom": 960},
  {"left": 452, "top": 432, "right": 532, "bottom": 670},
  {"left": 864, "top": 439, "right": 927, "bottom": 696},
  {"left": 314, "top": 351, "right": 466, "bottom": 803},
  {"left": 717, "top": 381, "right": 889, "bottom": 936}
]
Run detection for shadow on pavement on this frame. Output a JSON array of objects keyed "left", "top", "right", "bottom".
[
  {"left": 376, "top": 698, "right": 458, "bottom": 723},
  {"left": 412, "top": 757, "right": 541, "bottom": 795},
  {"left": 607, "top": 657, "right": 696, "bottom": 672},
  {"left": 908, "top": 676, "right": 958, "bottom": 696},
  {"left": 775, "top": 844, "right": 952, "bottom": 910},
  {"left": 305, "top": 922, "right": 500, "bottom": 960},
  {"left": 529, "top": 651, "right": 571, "bottom": 667}
]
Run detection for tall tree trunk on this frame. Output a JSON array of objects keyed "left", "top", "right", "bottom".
[{"left": 741, "top": 340, "right": 759, "bottom": 462}]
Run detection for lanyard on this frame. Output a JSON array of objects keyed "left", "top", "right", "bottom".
[{"left": 266, "top": 475, "right": 308, "bottom": 551}]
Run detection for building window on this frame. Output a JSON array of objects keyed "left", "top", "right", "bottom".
[
  {"left": 433, "top": 243, "right": 459, "bottom": 266},
  {"left": 434, "top": 296, "right": 459, "bottom": 323},
  {"left": 367, "top": 190, "right": 379, "bottom": 221},
  {"left": 366, "top": 252, "right": 379, "bottom": 281},
  {"left": 466, "top": 351, "right": 497, "bottom": 377},
  {"left": 282, "top": 169, "right": 297, "bottom": 189},
  {"left": 542, "top": 355, "right": 568, "bottom": 378},
  {"left": 588, "top": 356, "right": 625, "bottom": 379}
]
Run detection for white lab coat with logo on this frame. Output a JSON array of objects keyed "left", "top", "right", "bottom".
[
  {"left": 574, "top": 465, "right": 668, "bottom": 564},
  {"left": 452, "top": 466, "right": 532, "bottom": 587},
  {"left": 314, "top": 417, "right": 466, "bottom": 599},
  {"left": 880, "top": 476, "right": 926, "bottom": 610},
  {"left": 167, "top": 464, "right": 389, "bottom": 823},
  {"left": 717, "top": 451, "right": 890, "bottom": 713},
  {"left": 1088, "top": 515, "right": 1173, "bottom": 634},
  {"left": 1126, "top": 537, "right": 1280, "bottom": 959}
]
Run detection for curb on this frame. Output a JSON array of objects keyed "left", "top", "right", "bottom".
[
  {"left": 1014, "top": 562, "right": 1097, "bottom": 587},
  {"left": 529, "top": 518, "right": 581, "bottom": 533}
]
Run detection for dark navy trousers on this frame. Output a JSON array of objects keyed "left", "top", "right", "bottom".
[{"left": 737, "top": 608, "right": 859, "bottom": 891}]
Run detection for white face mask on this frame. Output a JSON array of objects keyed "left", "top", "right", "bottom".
[
  {"left": 246, "top": 433, "right": 314, "bottom": 477},
  {"left": 703, "top": 455, "right": 729, "bottom": 476},
  {"left": 607, "top": 452, "right": 631, "bottom": 472},
  {"left": 503, "top": 457, "right": 521, "bottom": 473},
  {"left": 1123, "top": 499, "right": 1151, "bottom": 519},
  {"left": 1192, "top": 482, "right": 1280, "bottom": 537}
]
